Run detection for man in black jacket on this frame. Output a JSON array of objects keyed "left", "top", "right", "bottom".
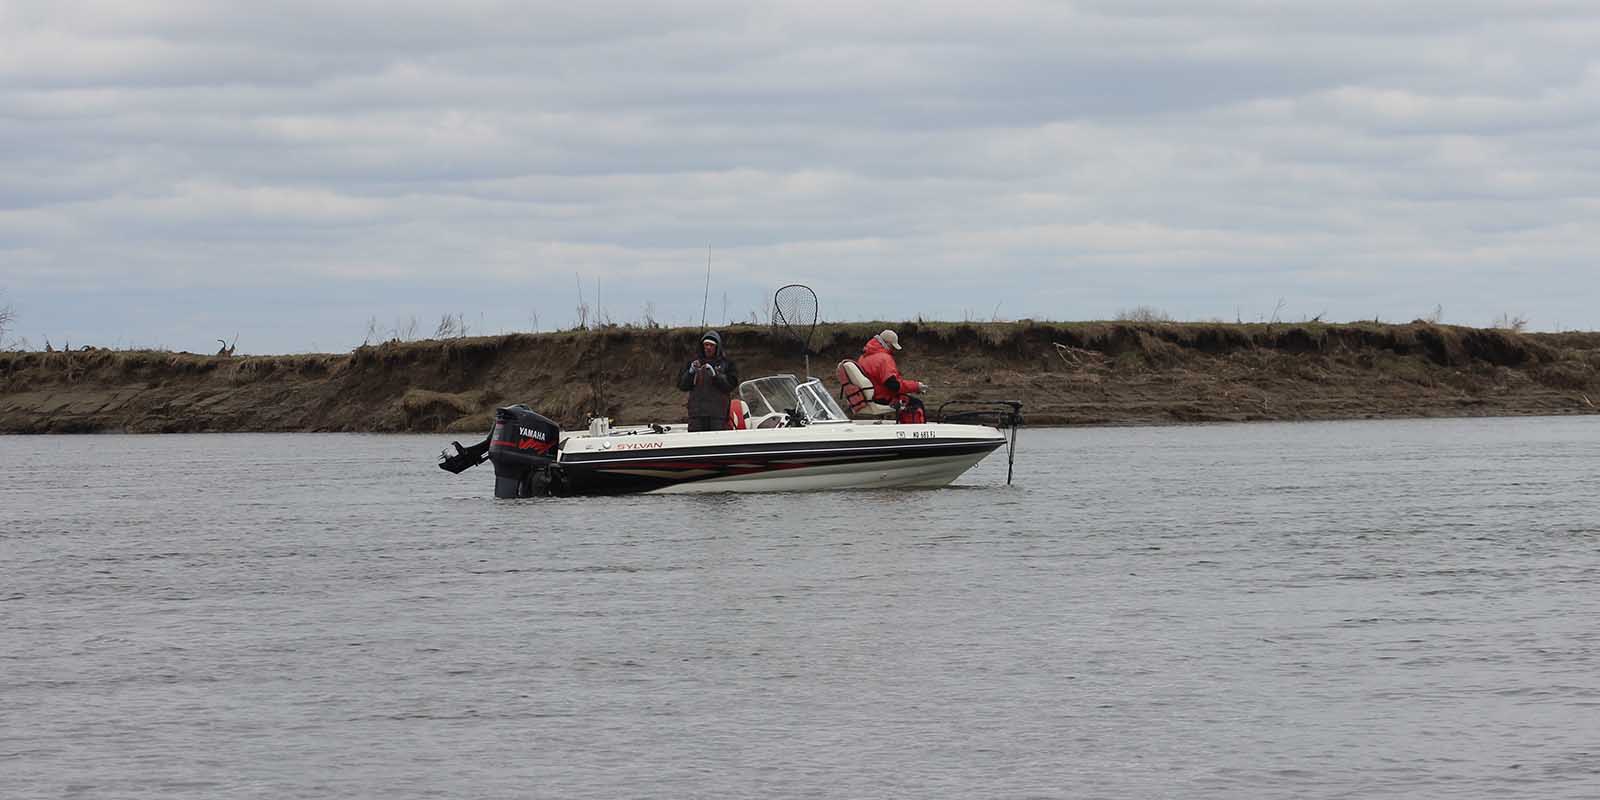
[{"left": 678, "top": 330, "right": 740, "bottom": 431}]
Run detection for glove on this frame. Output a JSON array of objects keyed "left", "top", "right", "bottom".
[
  {"left": 917, "top": 381, "right": 929, "bottom": 392},
  {"left": 704, "top": 364, "right": 717, "bottom": 377}
]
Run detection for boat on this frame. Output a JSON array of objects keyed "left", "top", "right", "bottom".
[{"left": 438, "top": 374, "right": 1021, "bottom": 497}]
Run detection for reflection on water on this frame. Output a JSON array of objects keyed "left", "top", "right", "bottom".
[{"left": 4, "top": 417, "right": 1599, "bottom": 798}]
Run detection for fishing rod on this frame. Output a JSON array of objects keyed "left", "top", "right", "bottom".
[{"left": 700, "top": 245, "right": 711, "bottom": 329}]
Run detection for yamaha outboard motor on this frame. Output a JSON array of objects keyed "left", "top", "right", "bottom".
[{"left": 486, "top": 405, "right": 561, "bottom": 498}]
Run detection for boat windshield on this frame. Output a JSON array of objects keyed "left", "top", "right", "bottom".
[{"left": 739, "top": 375, "right": 849, "bottom": 424}]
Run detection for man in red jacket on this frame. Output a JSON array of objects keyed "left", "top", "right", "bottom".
[{"left": 858, "top": 329, "right": 928, "bottom": 423}]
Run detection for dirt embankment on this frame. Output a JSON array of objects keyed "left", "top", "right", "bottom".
[{"left": 3, "top": 321, "right": 1599, "bottom": 434}]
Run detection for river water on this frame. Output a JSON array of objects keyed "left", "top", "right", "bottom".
[{"left": 3, "top": 417, "right": 1599, "bottom": 799}]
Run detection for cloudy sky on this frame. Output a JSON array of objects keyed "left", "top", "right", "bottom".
[{"left": 3, "top": 1, "right": 1598, "bottom": 353}]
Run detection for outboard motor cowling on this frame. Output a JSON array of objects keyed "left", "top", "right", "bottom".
[{"left": 486, "top": 405, "right": 561, "bottom": 498}]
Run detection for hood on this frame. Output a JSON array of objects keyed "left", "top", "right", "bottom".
[
  {"left": 700, "top": 330, "right": 723, "bottom": 358},
  {"left": 863, "top": 337, "right": 890, "bottom": 358}
]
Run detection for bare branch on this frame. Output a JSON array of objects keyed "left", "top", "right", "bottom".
[
  {"left": 0, "top": 291, "right": 14, "bottom": 344},
  {"left": 1115, "top": 306, "right": 1171, "bottom": 323},
  {"left": 1492, "top": 312, "right": 1529, "bottom": 333},
  {"left": 434, "top": 314, "right": 458, "bottom": 339}
]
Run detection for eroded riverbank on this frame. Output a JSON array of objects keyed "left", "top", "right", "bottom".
[{"left": 3, "top": 321, "right": 1597, "bottom": 433}]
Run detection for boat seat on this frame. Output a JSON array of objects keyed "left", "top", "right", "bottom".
[{"left": 836, "top": 359, "right": 894, "bottom": 417}]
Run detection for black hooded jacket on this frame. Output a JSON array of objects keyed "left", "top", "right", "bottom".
[{"left": 677, "top": 330, "right": 740, "bottom": 418}]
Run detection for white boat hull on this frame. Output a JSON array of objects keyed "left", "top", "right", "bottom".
[
  {"left": 646, "top": 450, "right": 996, "bottom": 494},
  {"left": 554, "top": 421, "right": 1007, "bottom": 495}
]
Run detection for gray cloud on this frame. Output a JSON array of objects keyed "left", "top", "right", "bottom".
[{"left": 3, "top": 1, "right": 1598, "bottom": 352}]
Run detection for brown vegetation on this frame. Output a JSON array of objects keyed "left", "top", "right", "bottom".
[{"left": 2, "top": 321, "right": 1598, "bottom": 434}]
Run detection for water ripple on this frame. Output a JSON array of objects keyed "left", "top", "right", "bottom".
[{"left": 3, "top": 419, "right": 1600, "bottom": 798}]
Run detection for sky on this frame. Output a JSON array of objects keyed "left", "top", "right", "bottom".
[{"left": 2, "top": 1, "right": 1598, "bottom": 354}]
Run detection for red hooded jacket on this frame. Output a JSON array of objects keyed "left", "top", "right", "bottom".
[{"left": 858, "top": 336, "right": 921, "bottom": 404}]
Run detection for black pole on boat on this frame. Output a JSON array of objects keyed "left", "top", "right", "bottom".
[
  {"left": 1005, "top": 403, "right": 1022, "bottom": 485},
  {"left": 932, "top": 398, "right": 1022, "bottom": 485},
  {"left": 1007, "top": 421, "right": 1018, "bottom": 485}
]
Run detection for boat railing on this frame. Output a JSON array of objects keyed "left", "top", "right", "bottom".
[
  {"left": 935, "top": 399, "right": 1023, "bottom": 429},
  {"left": 935, "top": 399, "right": 1024, "bottom": 485}
]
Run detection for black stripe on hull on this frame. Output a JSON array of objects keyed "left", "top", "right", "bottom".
[{"left": 557, "top": 438, "right": 1002, "bottom": 495}]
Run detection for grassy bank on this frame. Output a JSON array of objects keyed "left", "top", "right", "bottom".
[{"left": 2, "top": 320, "right": 1597, "bottom": 434}]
